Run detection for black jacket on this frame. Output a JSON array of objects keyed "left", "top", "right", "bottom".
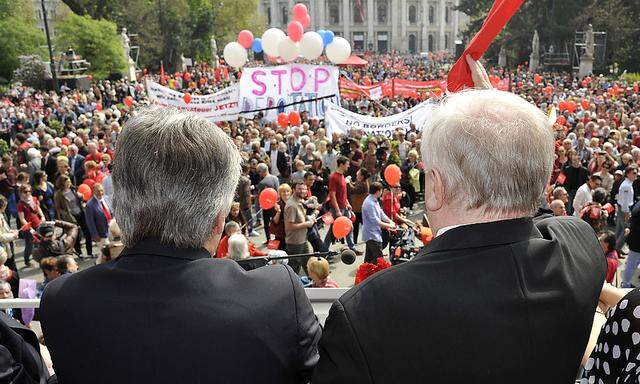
[
  {"left": 312, "top": 216, "right": 606, "bottom": 384},
  {"left": 41, "top": 238, "right": 321, "bottom": 384},
  {"left": 0, "top": 312, "right": 49, "bottom": 384}
]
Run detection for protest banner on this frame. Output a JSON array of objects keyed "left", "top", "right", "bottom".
[
  {"left": 339, "top": 78, "right": 445, "bottom": 99},
  {"left": 324, "top": 100, "right": 435, "bottom": 138},
  {"left": 146, "top": 80, "right": 239, "bottom": 122},
  {"left": 239, "top": 64, "right": 340, "bottom": 121}
]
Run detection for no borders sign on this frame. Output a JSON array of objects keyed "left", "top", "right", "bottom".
[{"left": 239, "top": 64, "right": 340, "bottom": 121}]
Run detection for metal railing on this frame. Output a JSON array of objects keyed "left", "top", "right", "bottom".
[{"left": 0, "top": 288, "right": 350, "bottom": 326}]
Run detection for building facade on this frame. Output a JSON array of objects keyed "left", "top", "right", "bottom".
[{"left": 259, "top": 0, "right": 468, "bottom": 54}]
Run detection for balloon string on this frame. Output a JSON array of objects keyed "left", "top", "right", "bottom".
[{"left": 238, "top": 94, "right": 337, "bottom": 114}]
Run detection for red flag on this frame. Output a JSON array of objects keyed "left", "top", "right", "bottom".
[
  {"left": 556, "top": 173, "right": 566, "bottom": 185},
  {"left": 447, "top": 0, "right": 524, "bottom": 92},
  {"left": 160, "top": 61, "right": 166, "bottom": 85}
]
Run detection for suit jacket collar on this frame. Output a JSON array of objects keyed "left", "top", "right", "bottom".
[
  {"left": 420, "top": 217, "right": 542, "bottom": 257},
  {"left": 119, "top": 237, "right": 212, "bottom": 261}
]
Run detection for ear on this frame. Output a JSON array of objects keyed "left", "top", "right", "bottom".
[
  {"left": 204, "top": 212, "right": 227, "bottom": 255},
  {"left": 424, "top": 168, "right": 445, "bottom": 213}
]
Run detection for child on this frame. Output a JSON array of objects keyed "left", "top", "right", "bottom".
[
  {"left": 598, "top": 230, "right": 619, "bottom": 284},
  {"left": 302, "top": 257, "right": 339, "bottom": 288}
]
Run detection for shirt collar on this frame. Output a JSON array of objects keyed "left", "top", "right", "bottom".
[{"left": 435, "top": 224, "right": 463, "bottom": 237}]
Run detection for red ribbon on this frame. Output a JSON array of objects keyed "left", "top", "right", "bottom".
[{"left": 447, "top": 0, "right": 524, "bottom": 92}]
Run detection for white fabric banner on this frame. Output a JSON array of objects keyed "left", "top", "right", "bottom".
[
  {"left": 324, "top": 100, "right": 436, "bottom": 138},
  {"left": 238, "top": 64, "right": 340, "bottom": 121},
  {"left": 145, "top": 80, "right": 239, "bottom": 122}
]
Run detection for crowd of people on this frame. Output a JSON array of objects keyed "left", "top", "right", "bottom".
[{"left": 0, "top": 50, "right": 639, "bottom": 382}]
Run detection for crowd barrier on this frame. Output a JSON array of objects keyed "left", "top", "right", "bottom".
[{"left": 0, "top": 288, "right": 350, "bottom": 326}]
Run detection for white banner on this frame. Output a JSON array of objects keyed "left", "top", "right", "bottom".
[
  {"left": 145, "top": 80, "right": 239, "bottom": 122},
  {"left": 238, "top": 64, "right": 340, "bottom": 121},
  {"left": 324, "top": 100, "right": 436, "bottom": 138}
]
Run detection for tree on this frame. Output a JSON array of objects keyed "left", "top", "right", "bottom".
[
  {"left": 55, "top": 13, "right": 127, "bottom": 79},
  {"left": 13, "top": 55, "right": 50, "bottom": 88},
  {"left": 455, "top": 0, "right": 640, "bottom": 72},
  {"left": 0, "top": 0, "right": 46, "bottom": 81},
  {"left": 60, "top": 0, "right": 265, "bottom": 71}
]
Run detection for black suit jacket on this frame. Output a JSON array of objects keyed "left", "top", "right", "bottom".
[
  {"left": 312, "top": 216, "right": 606, "bottom": 384},
  {"left": 0, "top": 312, "right": 49, "bottom": 384},
  {"left": 41, "top": 238, "right": 321, "bottom": 384},
  {"left": 67, "top": 155, "right": 84, "bottom": 186}
]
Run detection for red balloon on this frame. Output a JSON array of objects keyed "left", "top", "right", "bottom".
[
  {"left": 558, "top": 101, "right": 568, "bottom": 111},
  {"left": 581, "top": 99, "right": 589, "bottom": 109},
  {"left": 95, "top": 103, "right": 103, "bottom": 111},
  {"left": 183, "top": 93, "right": 192, "bottom": 104},
  {"left": 384, "top": 165, "right": 401, "bottom": 186},
  {"left": 556, "top": 116, "right": 566, "bottom": 126},
  {"left": 299, "top": 13, "right": 311, "bottom": 28},
  {"left": 292, "top": 3, "right": 308, "bottom": 18},
  {"left": 124, "top": 96, "right": 134, "bottom": 107},
  {"left": 259, "top": 188, "right": 278, "bottom": 210},
  {"left": 83, "top": 178, "right": 96, "bottom": 190},
  {"left": 237, "top": 30, "right": 254, "bottom": 49},
  {"left": 533, "top": 74, "right": 542, "bottom": 84},
  {"left": 61, "top": 137, "right": 70, "bottom": 146},
  {"left": 288, "top": 111, "right": 301, "bottom": 126},
  {"left": 567, "top": 101, "right": 577, "bottom": 113},
  {"left": 277, "top": 112, "right": 289, "bottom": 128},
  {"left": 332, "top": 216, "right": 353, "bottom": 240},
  {"left": 78, "top": 184, "right": 92, "bottom": 202},
  {"left": 544, "top": 86, "right": 553, "bottom": 95},
  {"left": 199, "top": 77, "right": 207, "bottom": 85},
  {"left": 287, "top": 21, "right": 304, "bottom": 42}
]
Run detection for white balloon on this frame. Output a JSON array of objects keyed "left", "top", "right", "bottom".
[
  {"left": 223, "top": 42, "right": 248, "bottom": 68},
  {"left": 261, "top": 28, "right": 286, "bottom": 57},
  {"left": 278, "top": 38, "right": 300, "bottom": 62},
  {"left": 300, "top": 32, "right": 324, "bottom": 60},
  {"left": 325, "top": 36, "right": 351, "bottom": 64}
]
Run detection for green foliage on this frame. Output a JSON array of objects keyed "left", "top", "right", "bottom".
[
  {"left": 55, "top": 13, "right": 127, "bottom": 79},
  {"left": 12, "top": 55, "right": 50, "bottom": 89},
  {"left": 48, "top": 119, "right": 63, "bottom": 137},
  {"left": 456, "top": 0, "right": 640, "bottom": 72},
  {"left": 60, "top": 0, "right": 265, "bottom": 71},
  {"left": 0, "top": 140, "right": 8, "bottom": 156},
  {"left": 621, "top": 73, "right": 640, "bottom": 83},
  {"left": 0, "top": 0, "right": 46, "bottom": 81}
]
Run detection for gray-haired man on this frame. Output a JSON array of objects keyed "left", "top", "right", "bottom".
[{"left": 41, "top": 107, "right": 321, "bottom": 384}]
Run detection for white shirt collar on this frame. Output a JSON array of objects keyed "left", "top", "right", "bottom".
[{"left": 436, "top": 224, "right": 462, "bottom": 237}]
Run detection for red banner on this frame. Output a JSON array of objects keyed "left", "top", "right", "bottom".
[{"left": 339, "top": 78, "right": 446, "bottom": 99}]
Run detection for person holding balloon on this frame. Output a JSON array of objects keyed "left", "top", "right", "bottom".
[
  {"left": 361, "top": 182, "right": 396, "bottom": 264},
  {"left": 53, "top": 175, "right": 93, "bottom": 258},
  {"left": 322, "top": 157, "right": 358, "bottom": 254}
]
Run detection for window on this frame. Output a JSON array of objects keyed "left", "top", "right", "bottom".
[
  {"left": 445, "top": 6, "right": 450, "bottom": 24},
  {"left": 377, "top": 0, "right": 387, "bottom": 23},
  {"left": 445, "top": 34, "right": 449, "bottom": 49},
  {"left": 282, "top": 7, "right": 288, "bottom": 24},
  {"left": 353, "top": 0, "right": 365, "bottom": 24},
  {"left": 408, "top": 34, "right": 416, "bottom": 53},
  {"left": 428, "top": 6, "right": 434, "bottom": 24},
  {"left": 267, "top": 7, "right": 271, "bottom": 25},
  {"left": 328, "top": 0, "right": 340, "bottom": 24},
  {"left": 408, "top": 5, "right": 416, "bottom": 24},
  {"left": 428, "top": 34, "right": 434, "bottom": 51}
]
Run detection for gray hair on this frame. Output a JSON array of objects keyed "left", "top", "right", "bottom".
[
  {"left": 113, "top": 107, "right": 241, "bottom": 248},
  {"left": 227, "top": 233, "right": 249, "bottom": 260},
  {"left": 421, "top": 89, "right": 554, "bottom": 216}
]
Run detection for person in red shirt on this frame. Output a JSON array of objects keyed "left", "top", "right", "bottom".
[
  {"left": 323, "top": 157, "right": 357, "bottom": 253},
  {"left": 17, "top": 184, "right": 45, "bottom": 267}
]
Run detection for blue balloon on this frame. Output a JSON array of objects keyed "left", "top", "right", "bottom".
[
  {"left": 252, "top": 38, "right": 263, "bottom": 53},
  {"left": 318, "top": 29, "right": 326, "bottom": 39},
  {"left": 323, "top": 30, "right": 334, "bottom": 46}
]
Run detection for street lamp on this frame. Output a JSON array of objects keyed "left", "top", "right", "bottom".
[{"left": 40, "top": 0, "right": 57, "bottom": 90}]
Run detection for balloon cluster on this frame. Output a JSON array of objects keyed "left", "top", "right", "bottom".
[{"left": 223, "top": 2, "right": 352, "bottom": 68}]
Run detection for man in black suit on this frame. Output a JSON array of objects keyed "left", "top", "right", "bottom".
[
  {"left": 67, "top": 145, "right": 84, "bottom": 186},
  {"left": 41, "top": 107, "right": 321, "bottom": 384},
  {"left": 312, "top": 56, "right": 606, "bottom": 383}
]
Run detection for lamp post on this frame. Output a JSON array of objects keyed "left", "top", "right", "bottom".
[{"left": 40, "top": 0, "right": 57, "bottom": 90}]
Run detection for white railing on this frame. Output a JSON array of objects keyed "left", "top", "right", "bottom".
[{"left": 0, "top": 288, "right": 349, "bottom": 326}]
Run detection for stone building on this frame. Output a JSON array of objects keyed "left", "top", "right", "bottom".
[{"left": 259, "top": 0, "right": 468, "bottom": 54}]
